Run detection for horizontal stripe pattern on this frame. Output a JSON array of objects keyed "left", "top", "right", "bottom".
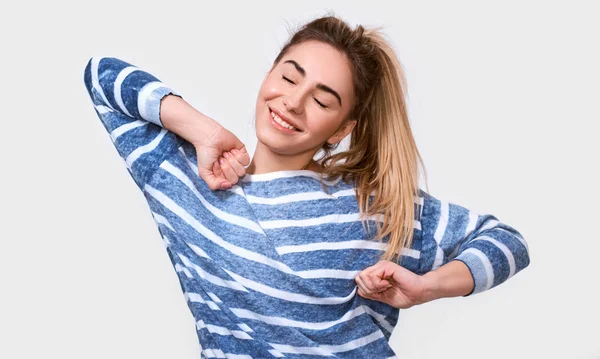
[{"left": 84, "top": 56, "right": 530, "bottom": 357}]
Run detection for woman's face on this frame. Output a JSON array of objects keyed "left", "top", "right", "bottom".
[{"left": 255, "top": 40, "right": 356, "bottom": 157}]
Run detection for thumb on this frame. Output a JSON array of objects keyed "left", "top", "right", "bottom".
[
  {"left": 237, "top": 145, "right": 250, "bottom": 166},
  {"left": 230, "top": 139, "right": 250, "bottom": 167},
  {"left": 373, "top": 262, "right": 397, "bottom": 283},
  {"left": 370, "top": 267, "right": 393, "bottom": 288},
  {"left": 224, "top": 133, "right": 246, "bottom": 153}
]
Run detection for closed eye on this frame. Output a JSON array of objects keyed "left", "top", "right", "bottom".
[
  {"left": 314, "top": 98, "right": 327, "bottom": 109},
  {"left": 282, "top": 75, "right": 295, "bottom": 84}
]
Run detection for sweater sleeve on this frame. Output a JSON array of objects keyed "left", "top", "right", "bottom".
[
  {"left": 83, "top": 56, "right": 183, "bottom": 190},
  {"left": 418, "top": 189, "right": 530, "bottom": 296}
]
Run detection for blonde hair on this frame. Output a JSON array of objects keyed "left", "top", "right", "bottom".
[{"left": 273, "top": 15, "right": 429, "bottom": 262}]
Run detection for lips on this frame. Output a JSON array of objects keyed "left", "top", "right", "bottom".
[{"left": 269, "top": 107, "right": 301, "bottom": 132}]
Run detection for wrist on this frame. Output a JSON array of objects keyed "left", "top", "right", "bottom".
[
  {"left": 421, "top": 260, "right": 475, "bottom": 302},
  {"left": 160, "top": 95, "right": 221, "bottom": 145},
  {"left": 421, "top": 271, "right": 441, "bottom": 304}
]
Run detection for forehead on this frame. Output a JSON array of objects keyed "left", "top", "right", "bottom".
[{"left": 279, "top": 41, "right": 355, "bottom": 103}]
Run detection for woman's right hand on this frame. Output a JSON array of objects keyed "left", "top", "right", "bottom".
[
  {"left": 193, "top": 125, "right": 251, "bottom": 190},
  {"left": 159, "top": 95, "right": 250, "bottom": 190}
]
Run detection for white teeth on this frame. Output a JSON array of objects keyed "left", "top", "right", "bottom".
[{"left": 270, "top": 111, "right": 297, "bottom": 131}]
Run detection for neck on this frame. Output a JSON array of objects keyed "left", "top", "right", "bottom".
[{"left": 246, "top": 142, "right": 322, "bottom": 175}]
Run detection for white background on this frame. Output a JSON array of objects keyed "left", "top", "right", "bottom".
[{"left": 1, "top": 1, "right": 598, "bottom": 358}]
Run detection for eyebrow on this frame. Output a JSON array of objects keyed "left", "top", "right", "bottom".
[{"left": 283, "top": 60, "right": 342, "bottom": 106}]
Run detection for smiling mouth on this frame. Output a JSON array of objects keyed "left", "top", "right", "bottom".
[{"left": 269, "top": 109, "right": 301, "bottom": 132}]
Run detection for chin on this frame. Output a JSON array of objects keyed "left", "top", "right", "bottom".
[
  {"left": 254, "top": 101, "right": 321, "bottom": 156},
  {"left": 255, "top": 126, "right": 297, "bottom": 155}
]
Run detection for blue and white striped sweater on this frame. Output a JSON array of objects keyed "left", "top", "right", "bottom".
[{"left": 83, "top": 56, "right": 530, "bottom": 358}]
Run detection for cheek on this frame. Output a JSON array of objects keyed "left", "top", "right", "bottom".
[
  {"left": 255, "top": 81, "right": 275, "bottom": 111},
  {"left": 306, "top": 111, "right": 343, "bottom": 136},
  {"left": 263, "top": 86, "right": 281, "bottom": 100},
  {"left": 258, "top": 78, "right": 282, "bottom": 99}
]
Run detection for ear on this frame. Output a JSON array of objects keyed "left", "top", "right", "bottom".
[{"left": 327, "top": 120, "right": 357, "bottom": 145}]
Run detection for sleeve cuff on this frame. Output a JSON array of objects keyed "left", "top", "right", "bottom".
[
  {"left": 137, "top": 81, "right": 181, "bottom": 127},
  {"left": 452, "top": 248, "right": 495, "bottom": 296}
]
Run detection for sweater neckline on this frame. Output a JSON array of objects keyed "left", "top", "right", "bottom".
[{"left": 241, "top": 169, "right": 325, "bottom": 183}]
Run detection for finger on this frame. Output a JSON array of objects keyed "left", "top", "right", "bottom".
[
  {"left": 355, "top": 275, "right": 370, "bottom": 295},
  {"left": 357, "top": 287, "right": 371, "bottom": 299},
  {"left": 223, "top": 151, "right": 246, "bottom": 177},
  {"left": 211, "top": 160, "right": 233, "bottom": 189},
  {"left": 219, "top": 156, "right": 240, "bottom": 185},
  {"left": 360, "top": 272, "right": 378, "bottom": 293},
  {"left": 372, "top": 261, "right": 397, "bottom": 280},
  {"left": 231, "top": 139, "right": 249, "bottom": 158},
  {"left": 360, "top": 264, "right": 391, "bottom": 292},
  {"left": 376, "top": 280, "right": 392, "bottom": 292},
  {"left": 357, "top": 273, "right": 379, "bottom": 295},
  {"left": 199, "top": 166, "right": 230, "bottom": 191},
  {"left": 231, "top": 148, "right": 251, "bottom": 167},
  {"left": 369, "top": 271, "right": 392, "bottom": 290},
  {"left": 213, "top": 158, "right": 223, "bottom": 178},
  {"left": 212, "top": 161, "right": 232, "bottom": 189},
  {"left": 358, "top": 287, "right": 382, "bottom": 301},
  {"left": 374, "top": 262, "right": 410, "bottom": 290},
  {"left": 379, "top": 260, "right": 409, "bottom": 283}
]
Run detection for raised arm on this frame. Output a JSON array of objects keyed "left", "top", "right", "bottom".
[
  {"left": 83, "top": 56, "right": 249, "bottom": 190},
  {"left": 83, "top": 56, "right": 187, "bottom": 189}
]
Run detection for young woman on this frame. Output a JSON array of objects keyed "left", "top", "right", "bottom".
[{"left": 83, "top": 16, "right": 530, "bottom": 359}]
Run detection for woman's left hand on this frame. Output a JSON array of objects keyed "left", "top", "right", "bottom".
[{"left": 354, "top": 260, "right": 429, "bottom": 309}]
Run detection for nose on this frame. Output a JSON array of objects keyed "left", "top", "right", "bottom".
[{"left": 283, "top": 89, "right": 305, "bottom": 115}]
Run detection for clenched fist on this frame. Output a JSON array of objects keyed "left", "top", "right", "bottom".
[
  {"left": 355, "top": 260, "right": 428, "bottom": 309},
  {"left": 193, "top": 125, "right": 251, "bottom": 190}
]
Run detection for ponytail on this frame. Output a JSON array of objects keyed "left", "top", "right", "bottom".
[{"left": 277, "top": 16, "right": 429, "bottom": 262}]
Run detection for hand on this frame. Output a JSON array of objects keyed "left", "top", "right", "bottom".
[
  {"left": 355, "top": 260, "right": 428, "bottom": 309},
  {"left": 193, "top": 125, "right": 251, "bottom": 190}
]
